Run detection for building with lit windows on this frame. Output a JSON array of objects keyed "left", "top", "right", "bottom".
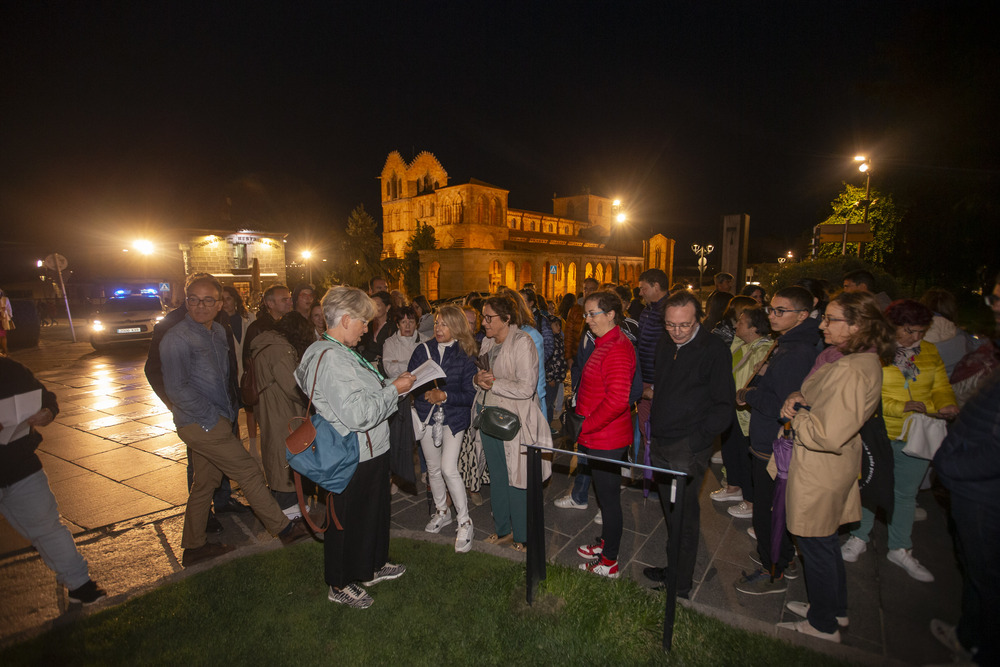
[{"left": 380, "top": 150, "right": 673, "bottom": 301}]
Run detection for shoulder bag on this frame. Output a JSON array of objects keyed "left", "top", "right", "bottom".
[{"left": 285, "top": 348, "right": 369, "bottom": 532}]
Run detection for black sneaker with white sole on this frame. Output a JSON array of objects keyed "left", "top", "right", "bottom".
[{"left": 68, "top": 580, "right": 107, "bottom": 605}]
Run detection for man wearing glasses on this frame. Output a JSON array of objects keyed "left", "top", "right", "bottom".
[
  {"left": 733, "top": 285, "right": 820, "bottom": 595},
  {"left": 642, "top": 290, "right": 734, "bottom": 598},
  {"left": 160, "top": 274, "right": 309, "bottom": 566}
]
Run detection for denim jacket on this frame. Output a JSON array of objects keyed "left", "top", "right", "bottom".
[{"left": 161, "top": 316, "right": 236, "bottom": 430}]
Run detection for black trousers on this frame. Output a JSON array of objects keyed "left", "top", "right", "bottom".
[
  {"left": 720, "top": 421, "right": 751, "bottom": 492},
  {"left": 750, "top": 453, "right": 794, "bottom": 573},
  {"left": 651, "top": 436, "right": 711, "bottom": 598},
  {"left": 324, "top": 452, "right": 391, "bottom": 589},
  {"left": 580, "top": 444, "right": 628, "bottom": 561},
  {"left": 796, "top": 532, "right": 846, "bottom": 634}
]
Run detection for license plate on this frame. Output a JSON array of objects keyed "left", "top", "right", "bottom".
[{"left": 117, "top": 327, "right": 142, "bottom": 334}]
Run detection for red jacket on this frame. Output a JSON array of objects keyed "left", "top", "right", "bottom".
[{"left": 577, "top": 326, "right": 636, "bottom": 450}]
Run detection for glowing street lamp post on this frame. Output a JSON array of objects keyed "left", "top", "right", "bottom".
[
  {"left": 301, "top": 250, "right": 313, "bottom": 284},
  {"left": 844, "top": 156, "right": 872, "bottom": 256},
  {"left": 612, "top": 199, "right": 626, "bottom": 284},
  {"left": 692, "top": 243, "right": 714, "bottom": 300}
]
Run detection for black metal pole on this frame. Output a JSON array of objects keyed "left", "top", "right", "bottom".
[
  {"left": 663, "top": 475, "right": 684, "bottom": 652},
  {"left": 525, "top": 445, "right": 546, "bottom": 605}
]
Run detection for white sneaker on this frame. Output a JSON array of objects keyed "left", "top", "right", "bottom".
[
  {"left": 776, "top": 619, "right": 841, "bottom": 644},
  {"left": 554, "top": 494, "right": 588, "bottom": 510},
  {"left": 930, "top": 619, "right": 974, "bottom": 661},
  {"left": 710, "top": 487, "right": 743, "bottom": 502},
  {"left": 424, "top": 509, "right": 453, "bottom": 534},
  {"left": 711, "top": 451, "right": 724, "bottom": 465},
  {"left": 727, "top": 501, "right": 752, "bottom": 519},
  {"left": 786, "top": 601, "right": 849, "bottom": 628},
  {"left": 593, "top": 509, "right": 603, "bottom": 525},
  {"left": 455, "top": 520, "right": 474, "bottom": 553},
  {"left": 840, "top": 536, "right": 867, "bottom": 563},
  {"left": 887, "top": 548, "right": 934, "bottom": 582}
]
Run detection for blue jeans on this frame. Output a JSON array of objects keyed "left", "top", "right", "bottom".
[
  {"left": 0, "top": 470, "right": 91, "bottom": 590},
  {"left": 950, "top": 494, "right": 1000, "bottom": 663},
  {"left": 571, "top": 452, "right": 592, "bottom": 504}
]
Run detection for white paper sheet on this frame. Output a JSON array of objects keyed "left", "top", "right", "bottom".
[
  {"left": 398, "top": 359, "right": 447, "bottom": 396},
  {"left": 0, "top": 389, "right": 42, "bottom": 445}
]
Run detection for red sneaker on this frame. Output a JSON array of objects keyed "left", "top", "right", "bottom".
[{"left": 579, "top": 555, "right": 619, "bottom": 579}]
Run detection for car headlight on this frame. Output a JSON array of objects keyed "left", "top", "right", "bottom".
[
  {"left": 92, "top": 320, "right": 105, "bottom": 332},
  {"left": 155, "top": 315, "right": 165, "bottom": 322}
]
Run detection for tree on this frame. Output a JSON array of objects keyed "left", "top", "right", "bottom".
[
  {"left": 402, "top": 222, "right": 436, "bottom": 297},
  {"left": 814, "top": 183, "right": 902, "bottom": 267},
  {"left": 340, "top": 204, "right": 383, "bottom": 288}
]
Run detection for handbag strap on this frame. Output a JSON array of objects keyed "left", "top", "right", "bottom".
[
  {"left": 741, "top": 338, "right": 779, "bottom": 390},
  {"left": 293, "top": 470, "right": 342, "bottom": 533},
  {"left": 301, "top": 348, "right": 330, "bottom": 417}
]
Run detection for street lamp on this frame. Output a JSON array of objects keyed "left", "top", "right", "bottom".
[
  {"left": 692, "top": 243, "right": 714, "bottom": 299},
  {"left": 612, "top": 199, "right": 626, "bottom": 284},
  {"left": 301, "top": 250, "right": 313, "bottom": 284},
  {"left": 133, "top": 240, "right": 154, "bottom": 255},
  {"left": 844, "top": 156, "right": 872, "bottom": 256}
]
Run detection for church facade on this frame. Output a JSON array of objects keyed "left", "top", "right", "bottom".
[{"left": 379, "top": 151, "right": 673, "bottom": 301}]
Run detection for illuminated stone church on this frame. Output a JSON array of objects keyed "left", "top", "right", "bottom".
[{"left": 380, "top": 150, "right": 673, "bottom": 301}]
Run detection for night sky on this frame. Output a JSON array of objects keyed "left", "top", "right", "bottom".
[{"left": 3, "top": 2, "right": 997, "bottom": 277}]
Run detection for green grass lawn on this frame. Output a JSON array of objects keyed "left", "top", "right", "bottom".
[{"left": 1, "top": 539, "right": 849, "bottom": 666}]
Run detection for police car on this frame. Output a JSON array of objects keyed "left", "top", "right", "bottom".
[{"left": 90, "top": 289, "right": 168, "bottom": 351}]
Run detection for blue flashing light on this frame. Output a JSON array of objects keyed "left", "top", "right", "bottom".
[
  {"left": 113, "top": 289, "right": 128, "bottom": 297},
  {"left": 139, "top": 288, "right": 158, "bottom": 295}
]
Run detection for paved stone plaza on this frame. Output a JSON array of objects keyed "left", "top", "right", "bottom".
[{"left": 1, "top": 324, "right": 963, "bottom": 664}]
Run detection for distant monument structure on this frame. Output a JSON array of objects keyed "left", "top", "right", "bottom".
[{"left": 720, "top": 214, "right": 750, "bottom": 290}]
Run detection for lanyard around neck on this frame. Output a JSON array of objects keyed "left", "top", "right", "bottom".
[{"left": 322, "top": 333, "right": 385, "bottom": 382}]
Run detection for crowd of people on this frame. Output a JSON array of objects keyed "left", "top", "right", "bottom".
[{"left": 2, "top": 265, "right": 998, "bottom": 664}]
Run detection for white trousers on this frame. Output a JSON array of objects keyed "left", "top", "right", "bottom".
[{"left": 415, "top": 410, "right": 469, "bottom": 526}]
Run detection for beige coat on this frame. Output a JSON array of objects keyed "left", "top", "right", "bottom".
[
  {"left": 473, "top": 326, "right": 552, "bottom": 489},
  {"left": 251, "top": 330, "right": 305, "bottom": 493},
  {"left": 784, "top": 352, "right": 883, "bottom": 537}
]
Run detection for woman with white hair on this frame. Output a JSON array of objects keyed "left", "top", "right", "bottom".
[{"left": 296, "top": 286, "right": 415, "bottom": 609}]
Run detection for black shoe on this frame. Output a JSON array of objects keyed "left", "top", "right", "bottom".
[
  {"left": 279, "top": 517, "right": 311, "bottom": 546},
  {"left": 643, "top": 566, "right": 667, "bottom": 583},
  {"left": 182, "top": 542, "right": 235, "bottom": 567},
  {"left": 68, "top": 580, "right": 107, "bottom": 605},
  {"left": 206, "top": 513, "right": 224, "bottom": 534},
  {"left": 216, "top": 500, "right": 252, "bottom": 514}
]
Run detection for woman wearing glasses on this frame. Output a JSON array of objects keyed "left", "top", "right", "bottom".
[
  {"left": 573, "top": 291, "right": 636, "bottom": 578},
  {"left": 840, "top": 299, "right": 958, "bottom": 582},
  {"left": 778, "top": 291, "right": 894, "bottom": 642},
  {"left": 295, "top": 287, "right": 416, "bottom": 609},
  {"left": 473, "top": 294, "right": 552, "bottom": 551}
]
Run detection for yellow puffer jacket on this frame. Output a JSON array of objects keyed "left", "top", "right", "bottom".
[{"left": 882, "top": 340, "right": 957, "bottom": 440}]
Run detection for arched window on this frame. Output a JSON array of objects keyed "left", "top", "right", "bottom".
[
  {"left": 585, "top": 262, "right": 594, "bottom": 279},
  {"left": 568, "top": 263, "right": 577, "bottom": 296},
  {"left": 476, "top": 196, "right": 485, "bottom": 224},
  {"left": 505, "top": 261, "right": 517, "bottom": 289},
  {"left": 545, "top": 223, "right": 552, "bottom": 233},
  {"left": 595, "top": 264, "right": 604, "bottom": 283},
  {"left": 520, "top": 261, "right": 531, "bottom": 286}
]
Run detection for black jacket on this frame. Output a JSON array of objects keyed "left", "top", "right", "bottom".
[
  {"left": 744, "top": 317, "right": 821, "bottom": 455},
  {"left": 934, "top": 370, "right": 1000, "bottom": 505},
  {"left": 649, "top": 325, "right": 734, "bottom": 447},
  {"left": 0, "top": 357, "right": 59, "bottom": 487}
]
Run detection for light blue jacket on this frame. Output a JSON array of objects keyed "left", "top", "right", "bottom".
[{"left": 296, "top": 338, "right": 399, "bottom": 463}]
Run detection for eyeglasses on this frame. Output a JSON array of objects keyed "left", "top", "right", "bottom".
[
  {"left": 482, "top": 313, "right": 499, "bottom": 323},
  {"left": 583, "top": 310, "right": 607, "bottom": 319},
  {"left": 821, "top": 315, "right": 849, "bottom": 324},
  {"left": 186, "top": 296, "right": 218, "bottom": 308},
  {"left": 765, "top": 306, "right": 806, "bottom": 316},
  {"left": 664, "top": 322, "right": 695, "bottom": 331}
]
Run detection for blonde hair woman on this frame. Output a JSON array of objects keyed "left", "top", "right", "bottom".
[{"left": 407, "top": 305, "right": 479, "bottom": 552}]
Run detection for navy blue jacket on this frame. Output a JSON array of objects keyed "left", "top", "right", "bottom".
[
  {"left": 934, "top": 370, "right": 1000, "bottom": 505},
  {"left": 637, "top": 297, "right": 666, "bottom": 383},
  {"left": 744, "top": 317, "right": 821, "bottom": 455},
  {"left": 408, "top": 341, "right": 477, "bottom": 436}
]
